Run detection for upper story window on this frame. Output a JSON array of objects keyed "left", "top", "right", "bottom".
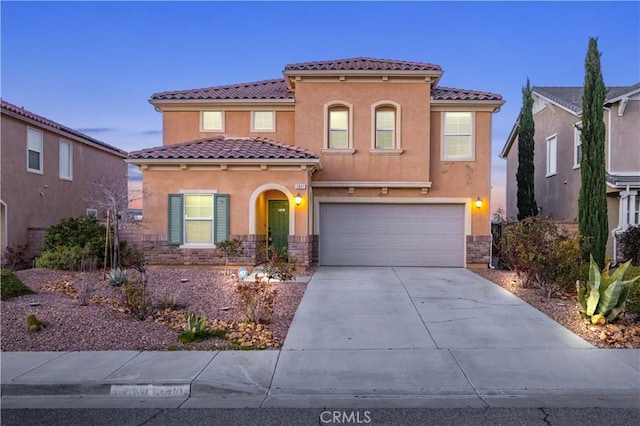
[
  {"left": 574, "top": 122, "right": 582, "bottom": 169},
  {"left": 329, "top": 109, "right": 348, "bottom": 148},
  {"left": 252, "top": 111, "right": 275, "bottom": 132},
  {"left": 59, "top": 140, "right": 73, "bottom": 180},
  {"left": 546, "top": 134, "right": 558, "bottom": 177},
  {"left": 371, "top": 101, "right": 402, "bottom": 154},
  {"left": 442, "top": 112, "right": 474, "bottom": 161},
  {"left": 27, "top": 128, "right": 43, "bottom": 173},
  {"left": 202, "top": 111, "right": 224, "bottom": 132},
  {"left": 323, "top": 101, "right": 354, "bottom": 154}
]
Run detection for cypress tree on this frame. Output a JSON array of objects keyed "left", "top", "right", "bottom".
[
  {"left": 578, "top": 37, "right": 608, "bottom": 268},
  {"left": 516, "top": 78, "right": 538, "bottom": 220}
]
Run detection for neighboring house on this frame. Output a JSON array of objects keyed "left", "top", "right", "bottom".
[
  {"left": 500, "top": 83, "right": 640, "bottom": 261},
  {"left": 0, "top": 100, "right": 128, "bottom": 260},
  {"left": 127, "top": 57, "right": 503, "bottom": 268}
]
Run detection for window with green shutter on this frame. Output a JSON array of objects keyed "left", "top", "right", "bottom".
[
  {"left": 168, "top": 194, "right": 184, "bottom": 245},
  {"left": 167, "top": 193, "right": 229, "bottom": 246},
  {"left": 214, "top": 194, "right": 229, "bottom": 243}
]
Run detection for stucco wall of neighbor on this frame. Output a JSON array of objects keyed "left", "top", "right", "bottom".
[
  {"left": 609, "top": 99, "right": 640, "bottom": 173},
  {"left": 140, "top": 168, "right": 312, "bottom": 239},
  {"left": 162, "top": 110, "right": 296, "bottom": 146},
  {"left": 532, "top": 106, "right": 581, "bottom": 221},
  {"left": 606, "top": 194, "right": 619, "bottom": 259},
  {"left": 0, "top": 115, "right": 127, "bottom": 252},
  {"left": 292, "top": 80, "right": 432, "bottom": 183},
  {"left": 505, "top": 137, "right": 519, "bottom": 221}
]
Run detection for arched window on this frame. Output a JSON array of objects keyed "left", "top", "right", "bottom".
[
  {"left": 323, "top": 101, "right": 354, "bottom": 153},
  {"left": 371, "top": 101, "right": 402, "bottom": 153}
]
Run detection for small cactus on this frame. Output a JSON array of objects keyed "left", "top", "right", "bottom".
[
  {"left": 186, "top": 311, "right": 207, "bottom": 334},
  {"left": 26, "top": 314, "right": 44, "bottom": 333}
]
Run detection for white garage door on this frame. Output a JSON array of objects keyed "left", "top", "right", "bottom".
[{"left": 319, "top": 203, "right": 465, "bottom": 267}]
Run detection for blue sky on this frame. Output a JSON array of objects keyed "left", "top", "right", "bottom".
[{"left": 2, "top": 1, "right": 639, "bottom": 211}]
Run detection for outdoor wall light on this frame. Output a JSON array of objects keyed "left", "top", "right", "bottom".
[
  {"left": 294, "top": 193, "right": 303, "bottom": 206},
  {"left": 475, "top": 197, "right": 483, "bottom": 209}
]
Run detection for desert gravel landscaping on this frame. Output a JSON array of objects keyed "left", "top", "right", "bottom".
[{"left": 1, "top": 268, "right": 306, "bottom": 351}]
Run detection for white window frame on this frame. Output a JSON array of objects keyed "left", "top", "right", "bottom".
[
  {"left": 323, "top": 100, "right": 355, "bottom": 154},
  {"left": 183, "top": 194, "right": 215, "bottom": 246},
  {"left": 59, "top": 139, "right": 73, "bottom": 180},
  {"left": 251, "top": 111, "right": 275, "bottom": 132},
  {"left": 27, "top": 128, "right": 43, "bottom": 174},
  {"left": 442, "top": 112, "right": 475, "bottom": 161},
  {"left": 201, "top": 111, "right": 224, "bottom": 132},
  {"left": 620, "top": 191, "right": 639, "bottom": 229},
  {"left": 546, "top": 134, "right": 558, "bottom": 177},
  {"left": 370, "top": 100, "right": 403, "bottom": 154},
  {"left": 85, "top": 208, "right": 98, "bottom": 217},
  {"left": 573, "top": 122, "right": 582, "bottom": 169}
]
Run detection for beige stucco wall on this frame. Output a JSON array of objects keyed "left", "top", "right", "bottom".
[
  {"left": 0, "top": 114, "right": 127, "bottom": 251},
  {"left": 293, "top": 81, "right": 432, "bottom": 182},
  {"left": 162, "top": 110, "right": 295, "bottom": 146},
  {"left": 141, "top": 168, "right": 312, "bottom": 238}
]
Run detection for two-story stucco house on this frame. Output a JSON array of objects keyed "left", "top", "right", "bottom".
[
  {"left": 127, "top": 58, "right": 504, "bottom": 268},
  {"left": 500, "top": 83, "right": 640, "bottom": 261},
  {"left": 0, "top": 100, "right": 128, "bottom": 260}
]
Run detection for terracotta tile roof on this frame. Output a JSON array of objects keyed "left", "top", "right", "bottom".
[
  {"left": 151, "top": 79, "right": 293, "bottom": 101},
  {"left": 534, "top": 83, "right": 640, "bottom": 113},
  {"left": 1, "top": 99, "right": 127, "bottom": 156},
  {"left": 284, "top": 57, "right": 442, "bottom": 72},
  {"left": 128, "top": 136, "right": 319, "bottom": 161},
  {"left": 432, "top": 87, "right": 503, "bottom": 101}
]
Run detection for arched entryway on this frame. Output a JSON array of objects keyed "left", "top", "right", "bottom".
[{"left": 249, "top": 184, "right": 295, "bottom": 253}]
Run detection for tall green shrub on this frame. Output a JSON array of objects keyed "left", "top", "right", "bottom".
[
  {"left": 39, "top": 216, "right": 107, "bottom": 269},
  {"left": 516, "top": 78, "right": 538, "bottom": 220},
  {"left": 578, "top": 37, "right": 608, "bottom": 268}
]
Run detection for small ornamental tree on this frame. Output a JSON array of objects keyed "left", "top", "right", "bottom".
[
  {"left": 516, "top": 78, "right": 539, "bottom": 220},
  {"left": 578, "top": 37, "right": 608, "bottom": 268}
]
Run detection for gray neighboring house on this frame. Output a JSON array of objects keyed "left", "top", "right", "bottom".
[
  {"left": 1, "top": 100, "right": 128, "bottom": 261},
  {"left": 500, "top": 83, "right": 640, "bottom": 262}
]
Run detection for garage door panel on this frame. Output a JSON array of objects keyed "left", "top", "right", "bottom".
[{"left": 319, "top": 203, "right": 464, "bottom": 267}]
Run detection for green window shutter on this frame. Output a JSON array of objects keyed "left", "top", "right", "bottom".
[
  {"left": 214, "top": 194, "right": 229, "bottom": 244},
  {"left": 167, "top": 194, "right": 184, "bottom": 245}
]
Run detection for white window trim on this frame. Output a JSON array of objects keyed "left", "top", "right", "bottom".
[
  {"left": 370, "top": 100, "right": 403, "bottom": 155},
  {"left": 27, "top": 127, "right": 44, "bottom": 174},
  {"left": 182, "top": 193, "right": 215, "bottom": 247},
  {"left": 441, "top": 112, "right": 475, "bottom": 161},
  {"left": 251, "top": 111, "right": 276, "bottom": 132},
  {"left": 620, "top": 190, "right": 639, "bottom": 229},
  {"left": 200, "top": 111, "right": 225, "bottom": 132},
  {"left": 323, "top": 100, "right": 355, "bottom": 154},
  {"left": 85, "top": 208, "right": 98, "bottom": 217},
  {"left": 573, "top": 122, "right": 582, "bottom": 169},
  {"left": 546, "top": 133, "right": 558, "bottom": 177},
  {"left": 59, "top": 139, "right": 73, "bottom": 180}
]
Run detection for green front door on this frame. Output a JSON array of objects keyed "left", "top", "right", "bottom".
[{"left": 268, "top": 200, "right": 289, "bottom": 251}]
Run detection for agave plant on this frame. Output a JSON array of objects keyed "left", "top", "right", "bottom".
[
  {"left": 186, "top": 311, "right": 207, "bottom": 334},
  {"left": 577, "top": 256, "right": 640, "bottom": 324},
  {"left": 107, "top": 268, "right": 127, "bottom": 286}
]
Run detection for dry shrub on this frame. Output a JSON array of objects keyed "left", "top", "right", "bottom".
[{"left": 235, "top": 279, "right": 277, "bottom": 323}]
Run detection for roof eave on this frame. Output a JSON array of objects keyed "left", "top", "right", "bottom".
[
  {"left": 431, "top": 99, "right": 505, "bottom": 112},
  {"left": 125, "top": 158, "right": 320, "bottom": 165},
  {"left": 500, "top": 117, "right": 520, "bottom": 159},
  {"left": 1, "top": 109, "right": 128, "bottom": 158},
  {"left": 605, "top": 87, "right": 640, "bottom": 104},
  {"left": 149, "top": 98, "right": 295, "bottom": 108}
]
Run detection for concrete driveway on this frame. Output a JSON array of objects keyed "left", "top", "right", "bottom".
[{"left": 267, "top": 267, "right": 639, "bottom": 407}]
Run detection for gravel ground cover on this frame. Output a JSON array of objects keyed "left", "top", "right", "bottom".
[{"left": 1, "top": 268, "right": 306, "bottom": 351}]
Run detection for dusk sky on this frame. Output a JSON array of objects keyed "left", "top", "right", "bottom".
[{"left": 2, "top": 1, "right": 639, "bottom": 212}]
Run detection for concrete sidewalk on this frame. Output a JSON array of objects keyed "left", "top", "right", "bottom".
[{"left": 1, "top": 267, "right": 639, "bottom": 409}]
